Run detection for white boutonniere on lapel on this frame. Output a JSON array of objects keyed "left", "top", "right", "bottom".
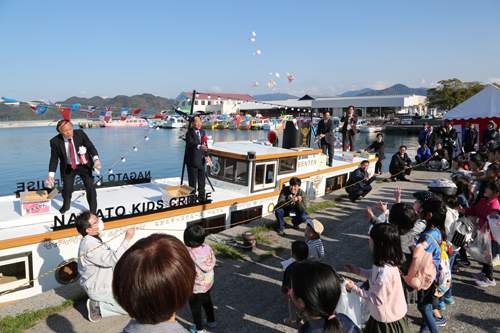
[{"left": 78, "top": 146, "right": 88, "bottom": 164}]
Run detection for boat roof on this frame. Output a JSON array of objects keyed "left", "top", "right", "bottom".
[{"left": 210, "top": 141, "right": 319, "bottom": 160}]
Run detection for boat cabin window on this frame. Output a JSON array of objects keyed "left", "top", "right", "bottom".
[
  {"left": 325, "top": 174, "right": 348, "bottom": 194},
  {"left": 253, "top": 160, "right": 277, "bottom": 192},
  {"left": 187, "top": 214, "right": 226, "bottom": 234},
  {"left": 279, "top": 157, "right": 297, "bottom": 174},
  {"left": 0, "top": 252, "right": 33, "bottom": 293},
  {"left": 231, "top": 206, "right": 262, "bottom": 227},
  {"left": 209, "top": 155, "right": 248, "bottom": 185}
]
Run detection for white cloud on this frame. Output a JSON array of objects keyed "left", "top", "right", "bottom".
[
  {"left": 102, "top": 95, "right": 109, "bottom": 99},
  {"left": 421, "top": 79, "right": 425, "bottom": 85},
  {"left": 487, "top": 78, "right": 500, "bottom": 84},
  {"left": 209, "top": 86, "right": 222, "bottom": 92},
  {"left": 79, "top": 91, "right": 88, "bottom": 95},
  {"left": 365, "top": 81, "right": 394, "bottom": 90},
  {"left": 39, "top": 98, "right": 46, "bottom": 102}
]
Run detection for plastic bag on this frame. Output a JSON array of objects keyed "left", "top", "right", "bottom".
[
  {"left": 488, "top": 215, "right": 500, "bottom": 245},
  {"left": 336, "top": 280, "right": 368, "bottom": 328},
  {"left": 469, "top": 224, "right": 493, "bottom": 264}
]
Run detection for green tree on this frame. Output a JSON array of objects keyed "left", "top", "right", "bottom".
[{"left": 427, "top": 79, "right": 500, "bottom": 110}]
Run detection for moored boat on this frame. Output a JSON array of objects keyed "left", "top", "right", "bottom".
[{"left": 103, "top": 117, "right": 150, "bottom": 128}]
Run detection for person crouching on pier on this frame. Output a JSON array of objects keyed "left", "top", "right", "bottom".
[
  {"left": 345, "top": 160, "right": 378, "bottom": 202},
  {"left": 275, "top": 177, "right": 308, "bottom": 234},
  {"left": 75, "top": 211, "right": 135, "bottom": 322},
  {"left": 389, "top": 146, "right": 413, "bottom": 182}
]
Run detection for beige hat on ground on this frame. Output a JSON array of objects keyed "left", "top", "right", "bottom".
[{"left": 307, "top": 219, "right": 324, "bottom": 235}]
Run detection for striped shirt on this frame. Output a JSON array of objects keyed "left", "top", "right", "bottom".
[{"left": 307, "top": 239, "right": 324, "bottom": 259}]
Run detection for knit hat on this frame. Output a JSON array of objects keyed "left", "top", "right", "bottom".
[
  {"left": 428, "top": 178, "right": 458, "bottom": 196},
  {"left": 413, "top": 190, "right": 442, "bottom": 204},
  {"left": 307, "top": 219, "right": 324, "bottom": 235}
]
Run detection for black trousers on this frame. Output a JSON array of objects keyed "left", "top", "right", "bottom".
[
  {"left": 391, "top": 168, "right": 411, "bottom": 180},
  {"left": 187, "top": 165, "right": 206, "bottom": 199},
  {"left": 189, "top": 290, "right": 215, "bottom": 331},
  {"left": 61, "top": 165, "right": 97, "bottom": 213},
  {"left": 342, "top": 131, "right": 356, "bottom": 152},
  {"left": 444, "top": 145, "right": 454, "bottom": 162},
  {"left": 321, "top": 141, "right": 333, "bottom": 165},
  {"left": 375, "top": 160, "right": 384, "bottom": 174}
]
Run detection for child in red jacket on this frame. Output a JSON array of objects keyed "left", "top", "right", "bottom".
[{"left": 459, "top": 181, "right": 500, "bottom": 287}]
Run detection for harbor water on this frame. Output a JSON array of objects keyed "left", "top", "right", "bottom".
[{"left": 0, "top": 126, "right": 419, "bottom": 197}]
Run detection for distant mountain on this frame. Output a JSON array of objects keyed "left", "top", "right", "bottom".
[
  {"left": 339, "top": 88, "right": 373, "bottom": 97},
  {"left": 252, "top": 93, "right": 299, "bottom": 101},
  {"left": 356, "top": 84, "right": 428, "bottom": 96},
  {"left": 0, "top": 93, "right": 176, "bottom": 121}
]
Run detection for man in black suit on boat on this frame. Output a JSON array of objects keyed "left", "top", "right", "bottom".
[
  {"left": 316, "top": 111, "right": 335, "bottom": 167},
  {"left": 186, "top": 115, "right": 211, "bottom": 200},
  {"left": 46, "top": 120, "right": 101, "bottom": 214}
]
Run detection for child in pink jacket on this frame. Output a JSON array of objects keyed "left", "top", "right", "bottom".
[
  {"left": 344, "top": 223, "right": 410, "bottom": 332},
  {"left": 459, "top": 181, "right": 500, "bottom": 287},
  {"left": 184, "top": 225, "right": 216, "bottom": 333}
]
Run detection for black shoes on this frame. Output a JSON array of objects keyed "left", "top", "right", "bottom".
[
  {"left": 391, "top": 177, "right": 397, "bottom": 182},
  {"left": 400, "top": 177, "right": 411, "bottom": 182}
]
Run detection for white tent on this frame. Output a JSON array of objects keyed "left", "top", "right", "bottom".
[{"left": 445, "top": 85, "right": 500, "bottom": 120}]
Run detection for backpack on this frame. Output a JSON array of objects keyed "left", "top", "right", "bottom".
[
  {"left": 426, "top": 233, "right": 452, "bottom": 297},
  {"left": 450, "top": 216, "right": 474, "bottom": 248},
  {"left": 402, "top": 241, "right": 436, "bottom": 291}
]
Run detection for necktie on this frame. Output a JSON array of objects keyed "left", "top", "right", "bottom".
[
  {"left": 69, "top": 138, "right": 77, "bottom": 170},
  {"left": 196, "top": 130, "right": 201, "bottom": 143}
]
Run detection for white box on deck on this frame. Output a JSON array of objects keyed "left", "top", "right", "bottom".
[{"left": 20, "top": 189, "right": 58, "bottom": 216}]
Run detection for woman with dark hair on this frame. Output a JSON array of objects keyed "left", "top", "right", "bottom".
[
  {"left": 344, "top": 224, "right": 410, "bottom": 333},
  {"left": 415, "top": 199, "right": 448, "bottom": 333},
  {"left": 113, "top": 234, "right": 196, "bottom": 333},
  {"left": 290, "top": 261, "right": 360, "bottom": 333}
]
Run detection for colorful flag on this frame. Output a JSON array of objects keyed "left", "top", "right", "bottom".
[
  {"left": 36, "top": 105, "right": 49, "bottom": 116},
  {"left": 2, "top": 97, "right": 18, "bottom": 102},
  {"left": 121, "top": 108, "right": 130, "bottom": 112},
  {"left": 99, "top": 111, "right": 107, "bottom": 121},
  {"left": 70, "top": 103, "right": 81, "bottom": 111},
  {"left": 120, "top": 110, "right": 128, "bottom": 121},
  {"left": 61, "top": 108, "right": 71, "bottom": 120},
  {"left": 140, "top": 114, "right": 149, "bottom": 119},
  {"left": 49, "top": 100, "right": 62, "bottom": 108},
  {"left": 161, "top": 110, "right": 168, "bottom": 114},
  {"left": 28, "top": 102, "right": 38, "bottom": 113},
  {"left": 4, "top": 101, "right": 20, "bottom": 107},
  {"left": 79, "top": 109, "right": 94, "bottom": 115},
  {"left": 105, "top": 107, "right": 114, "bottom": 111},
  {"left": 133, "top": 109, "right": 142, "bottom": 114}
]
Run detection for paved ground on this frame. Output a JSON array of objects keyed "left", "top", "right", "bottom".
[{"left": 1, "top": 170, "right": 499, "bottom": 333}]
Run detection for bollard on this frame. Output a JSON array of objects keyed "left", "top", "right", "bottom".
[{"left": 242, "top": 232, "right": 256, "bottom": 252}]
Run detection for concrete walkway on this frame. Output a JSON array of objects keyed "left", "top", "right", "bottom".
[{"left": 1, "top": 170, "right": 499, "bottom": 332}]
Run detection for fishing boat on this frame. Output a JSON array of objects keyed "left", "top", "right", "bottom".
[
  {"left": 263, "top": 115, "right": 293, "bottom": 130},
  {"left": 103, "top": 117, "right": 150, "bottom": 128},
  {"left": 250, "top": 118, "right": 270, "bottom": 130},
  {"left": 0, "top": 125, "right": 377, "bottom": 305},
  {"left": 162, "top": 115, "right": 187, "bottom": 129},
  {"left": 228, "top": 117, "right": 251, "bottom": 130}
]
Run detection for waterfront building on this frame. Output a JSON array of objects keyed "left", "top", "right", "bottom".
[{"left": 174, "top": 92, "right": 256, "bottom": 115}]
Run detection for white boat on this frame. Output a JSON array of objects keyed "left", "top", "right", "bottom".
[
  {"left": 359, "top": 126, "right": 384, "bottom": 133},
  {"left": 103, "top": 117, "right": 149, "bottom": 128},
  {"left": 0, "top": 138, "right": 377, "bottom": 305},
  {"left": 162, "top": 116, "right": 187, "bottom": 129}
]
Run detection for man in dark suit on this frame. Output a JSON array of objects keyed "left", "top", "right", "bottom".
[
  {"left": 185, "top": 116, "right": 211, "bottom": 200},
  {"left": 341, "top": 105, "right": 358, "bottom": 152},
  {"left": 425, "top": 125, "right": 437, "bottom": 155},
  {"left": 46, "top": 120, "right": 101, "bottom": 214},
  {"left": 316, "top": 111, "right": 335, "bottom": 166}
]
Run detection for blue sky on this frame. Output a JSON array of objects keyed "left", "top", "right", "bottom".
[{"left": 1, "top": 0, "right": 499, "bottom": 102}]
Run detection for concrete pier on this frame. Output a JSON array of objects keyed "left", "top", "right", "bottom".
[
  {"left": 3, "top": 170, "right": 497, "bottom": 333},
  {"left": 0, "top": 120, "right": 60, "bottom": 128}
]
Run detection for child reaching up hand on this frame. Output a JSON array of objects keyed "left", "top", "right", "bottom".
[{"left": 343, "top": 223, "right": 410, "bottom": 333}]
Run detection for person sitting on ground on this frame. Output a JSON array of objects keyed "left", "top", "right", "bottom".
[
  {"left": 75, "top": 211, "right": 135, "bottom": 323},
  {"left": 366, "top": 133, "right": 386, "bottom": 175},
  {"left": 345, "top": 160, "right": 378, "bottom": 202},
  {"left": 113, "top": 234, "right": 196, "bottom": 333},
  {"left": 389, "top": 146, "right": 412, "bottom": 182},
  {"left": 291, "top": 261, "right": 361, "bottom": 333},
  {"left": 430, "top": 142, "right": 450, "bottom": 171},
  {"left": 415, "top": 144, "right": 432, "bottom": 166},
  {"left": 281, "top": 240, "right": 309, "bottom": 328},
  {"left": 344, "top": 224, "right": 411, "bottom": 332},
  {"left": 304, "top": 219, "right": 325, "bottom": 259},
  {"left": 275, "top": 177, "right": 308, "bottom": 234},
  {"left": 183, "top": 225, "right": 216, "bottom": 333}
]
